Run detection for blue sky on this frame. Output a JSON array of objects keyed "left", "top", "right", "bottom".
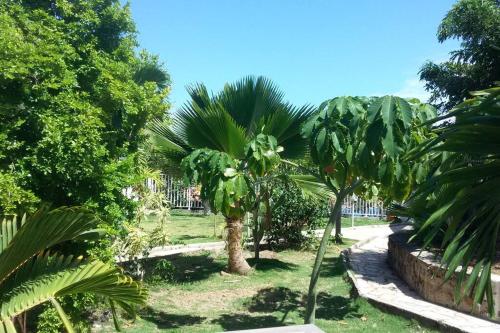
[{"left": 127, "top": 0, "right": 459, "bottom": 109}]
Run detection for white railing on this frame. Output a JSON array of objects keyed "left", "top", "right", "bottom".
[
  {"left": 341, "top": 195, "right": 385, "bottom": 218},
  {"left": 146, "top": 174, "right": 385, "bottom": 217},
  {"left": 147, "top": 174, "right": 204, "bottom": 210}
]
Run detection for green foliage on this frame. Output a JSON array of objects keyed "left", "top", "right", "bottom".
[
  {"left": 420, "top": 0, "right": 500, "bottom": 110},
  {"left": 245, "top": 134, "right": 283, "bottom": 178},
  {"left": 37, "top": 305, "right": 62, "bottom": 333},
  {"left": 393, "top": 86, "right": 500, "bottom": 316},
  {"left": 148, "top": 76, "right": 314, "bottom": 163},
  {"left": 147, "top": 259, "right": 176, "bottom": 285},
  {"left": 0, "top": 172, "right": 39, "bottom": 216},
  {"left": 268, "top": 180, "right": 327, "bottom": 248},
  {"left": 302, "top": 95, "right": 436, "bottom": 201},
  {"left": 302, "top": 95, "right": 436, "bottom": 323},
  {"left": 0, "top": 207, "right": 147, "bottom": 332},
  {"left": 182, "top": 149, "right": 254, "bottom": 219},
  {"left": 0, "top": 0, "right": 170, "bottom": 226}
]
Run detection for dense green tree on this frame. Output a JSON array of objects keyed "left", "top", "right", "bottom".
[
  {"left": 301, "top": 96, "right": 436, "bottom": 323},
  {"left": 0, "top": 1, "right": 170, "bottom": 225},
  {"left": 420, "top": 0, "right": 500, "bottom": 111}
]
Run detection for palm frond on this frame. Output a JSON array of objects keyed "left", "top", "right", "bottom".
[
  {"left": 0, "top": 207, "right": 99, "bottom": 285},
  {"left": 0, "top": 252, "right": 146, "bottom": 321}
]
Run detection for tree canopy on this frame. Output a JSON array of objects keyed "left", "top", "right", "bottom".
[
  {"left": 420, "top": 0, "right": 500, "bottom": 111},
  {"left": 0, "top": 0, "right": 170, "bottom": 224}
]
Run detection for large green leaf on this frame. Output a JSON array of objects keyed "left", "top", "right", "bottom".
[
  {"left": 0, "top": 207, "right": 99, "bottom": 285},
  {"left": 397, "top": 86, "right": 500, "bottom": 316},
  {"left": 153, "top": 76, "right": 314, "bottom": 163},
  {"left": 0, "top": 214, "right": 26, "bottom": 255},
  {"left": 0, "top": 252, "right": 146, "bottom": 325}
]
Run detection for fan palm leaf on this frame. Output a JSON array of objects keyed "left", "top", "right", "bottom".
[{"left": 148, "top": 76, "right": 315, "bottom": 161}]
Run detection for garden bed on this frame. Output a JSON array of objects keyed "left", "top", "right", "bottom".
[{"left": 388, "top": 233, "right": 500, "bottom": 322}]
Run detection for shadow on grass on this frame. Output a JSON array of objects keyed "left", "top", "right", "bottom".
[
  {"left": 247, "top": 258, "right": 299, "bottom": 272},
  {"left": 139, "top": 306, "right": 205, "bottom": 329},
  {"left": 174, "top": 235, "right": 209, "bottom": 241},
  {"left": 243, "top": 287, "right": 361, "bottom": 323},
  {"left": 212, "top": 313, "right": 283, "bottom": 331},
  {"left": 245, "top": 287, "right": 303, "bottom": 323},
  {"left": 170, "top": 253, "right": 226, "bottom": 283},
  {"left": 320, "top": 255, "right": 347, "bottom": 277},
  {"left": 316, "top": 292, "right": 361, "bottom": 320}
]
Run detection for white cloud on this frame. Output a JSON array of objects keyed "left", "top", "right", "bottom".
[{"left": 392, "top": 77, "right": 430, "bottom": 102}]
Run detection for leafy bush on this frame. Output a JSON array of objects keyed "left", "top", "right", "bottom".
[
  {"left": 0, "top": 0, "right": 170, "bottom": 228},
  {"left": 147, "top": 259, "right": 176, "bottom": 284},
  {"left": 268, "top": 181, "right": 328, "bottom": 248}
]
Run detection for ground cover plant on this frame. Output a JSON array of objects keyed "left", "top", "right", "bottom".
[{"left": 96, "top": 244, "right": 436, "bottom": 333}]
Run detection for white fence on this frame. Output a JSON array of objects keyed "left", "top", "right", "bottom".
[{"left": 147, "top": 174, "right": 385, "bottom": 218}]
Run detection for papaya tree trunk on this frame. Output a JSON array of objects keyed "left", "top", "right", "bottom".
[
  {"left": 252, "top": 209, "right": 261, "bottom": 260},
  {"left": 305, "top": 192, "right": 344, "bottom": 324},
  {"left": 226, "top": 216, "right": 251, "bottom": 275},
  {"left": 334, "top": 211, "right": 342, "bottom": 243}
]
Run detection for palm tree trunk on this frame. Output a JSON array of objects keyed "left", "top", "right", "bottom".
[
  {"left": 226, "top": 216, "right": 251, "bottom": 275},
  {"left": 305, "top": 193, "right": 344, "bottom": 324}
]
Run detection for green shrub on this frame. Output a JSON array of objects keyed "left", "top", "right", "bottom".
[
  {"left": 147, "top": 259, "right": 176, "bottom": 284},
  {"left": 268, "top": 181, "right": 328, "bottom": 248}
]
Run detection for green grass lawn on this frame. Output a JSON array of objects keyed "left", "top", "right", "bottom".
[
  {"left": 143, "top": 210, "right": 388, "bottom": 246},
  {"left": 98, "top": 244, "right": 436, "bottom": 333}
]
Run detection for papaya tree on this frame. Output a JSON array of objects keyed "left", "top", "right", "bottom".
[{"left": 302, "top": 95, "right": 436, "bottom": 323}]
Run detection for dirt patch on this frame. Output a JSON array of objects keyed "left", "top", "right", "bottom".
[
  {"left": 150, "top": 285, "right": 272, "bottom": 314},
  {"left": 257, "top": 250, "right": 277, "bottom": 259}
]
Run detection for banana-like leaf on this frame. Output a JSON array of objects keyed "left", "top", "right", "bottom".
[
  {"left": 0, "top": 252, "right": 147, "bottom": 324},
  {"left": 0, "top": 207, "right": 99, "bottom": 285},
  {"left": 0, "top": 214, "right": 26, "bottom": 255},
  {"left": 286, "top": 174, "right": 335, "bottom": 201}
]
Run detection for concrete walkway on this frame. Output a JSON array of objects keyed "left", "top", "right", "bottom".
[{"left": 343, "top": 224, "right": 500, "bottom": 333}]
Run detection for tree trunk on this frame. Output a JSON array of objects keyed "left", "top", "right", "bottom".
[
  {"left": 226, "top": 216, "right": 252, "bottom": 275},
  {"left": 253, "top": 209, "right": 261, "bottom": 260},
  {"left": 305, "top": 193, "right": 344, "bottom": 324},
  {"left": 334, "top": 211, "right": 342, "bottom": 243}
]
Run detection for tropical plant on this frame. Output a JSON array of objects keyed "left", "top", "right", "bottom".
[
  {"left": 149, "top": 76, "right": 315, "bottom": 273},
  {"left": 267, "top": 177, "right": 328, "bottom": 248},
  {"left": 301, "top": 95, "right": 436, "bottom": 323},
  {"left": 0, "top": 207, "right": 147, "bottom": 333},
  {"left": 420, "top": 0, "right": 500, "bottom": 111},
  {"left": 392, "top": 86, "right": 500, "bottom": 316}
]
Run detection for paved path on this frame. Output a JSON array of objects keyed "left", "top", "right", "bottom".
[{"left": 343, "top": 224, "right": 500, "bottom": 333}]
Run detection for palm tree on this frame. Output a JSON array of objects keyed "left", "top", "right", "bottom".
[
  {"left": 393, "top": 86, "right": 500, "bottom": 316},
  {"left": 148, "top": 76, "right": 315, "bottom": 273},
  {"left": 0, "top": 207, "right": 147, "bottom": 333}
]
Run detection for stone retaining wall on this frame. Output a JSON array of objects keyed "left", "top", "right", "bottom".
[{"left": 388, "top": 232, "right": 500, "bottom": 322}]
